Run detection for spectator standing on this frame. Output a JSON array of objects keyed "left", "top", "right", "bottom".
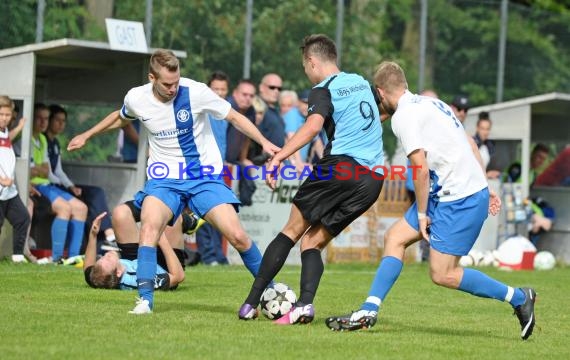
[
  {"left": 196, "top": 71, "right": 232, "bottom": 266},
  {"left": 258, "top": 73, "right": 286, "bottom": 148},
  {"left": 473, "top": 112, "right": 500, "bottom": 179},
  {"left": 282, "top": 90, "right": 312, "bottom": 171},
  {"left": 0, "top": 95, "right": 31, "bottom": 263},
  {"left": 450, "top": 94, "right": 470, "bottom": 124}
]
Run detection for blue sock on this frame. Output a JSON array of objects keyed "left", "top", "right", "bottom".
[
  {"left": 361, "top": 256, "right": 403, "bottom": 312},
  {"left": 239, "top": 242, "right": 263, "bottom": 277},
  {"left": 137, "top": 246, "right": 157, "bottom": 309},
  {"left": 51, "top": 217, "right": 68, "bottom": 261},
  {"left": 67, "top": 219, "right": 86, "bottom": 257},
  {"left": 510, "top": 288, "right": 526, "bottom": 307},
  {"left": 458, "top": 268, "right": 525, "bottom": 307}
]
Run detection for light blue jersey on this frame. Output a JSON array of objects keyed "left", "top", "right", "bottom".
[
  {"left": 313, "top": 72, "right": 384, "bottom": 173},
  {"left": 119, "top": 259, "right": 169, "bottom": 291}
]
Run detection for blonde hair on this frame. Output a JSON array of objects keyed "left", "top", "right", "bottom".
[
  {"left": 0, "top": 95, "right": 14, "bottom": 110},
  {"left": 252, "top": 96, "right": 267, "bottom": 114},
  {"left": 90, "top": 263, "right": 120, "bottom": 289},
  {"left": 149, "top": 49, "right": 179, "bottom": 77},
  {"left": 373, "top": 61, "right": 408, "bottom": 92}
]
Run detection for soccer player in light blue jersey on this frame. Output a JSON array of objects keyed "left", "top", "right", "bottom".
[
  {"left": 325, "top": 61, "right": 536, "bottom": 340},
  {"left": 68, "top": 49, "right": 280, "bottom": 314},
  {"left": 238, "top": 34, "right": 385, "bottom": 324}
]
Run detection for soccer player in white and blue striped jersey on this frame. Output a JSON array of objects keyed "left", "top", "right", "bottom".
[
  {"left": 325, "top": 61, "right": 536, "bottom": 340},
  {"left": 68, "top": 49, "right": 280, "bottom": 314}
]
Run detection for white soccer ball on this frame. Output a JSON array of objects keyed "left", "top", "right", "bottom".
[
  {"left": 459, "top": 255, "right": 474, "bottom": 267},
  {"left": 479, "top": 251, "right": 497, "bottom": 267},
  {"left": 469, "top": 250, "right": 484, "bottom": 266},
  {"left": 260, "top": 282, "right": 297, "bottom": 320},
  {"left": 534, "top": 251, "right": 556, "bottom": 270}
]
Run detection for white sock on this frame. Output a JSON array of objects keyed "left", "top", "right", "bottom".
[
  {"left": 106, "top": 234, "right": 116, "bottom": 242},
  {"left": 365, "top": 296, "right": 381, "bottom": 306},
  {"left": 504, "top": 286, "right": 515, "bottom": 302}
]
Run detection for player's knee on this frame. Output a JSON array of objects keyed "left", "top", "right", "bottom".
[
  {"left": 225, "top": 228, "right": 250, "bottom": 250},
  {"left": 71, "top": 200, "right": 88, "bottom": 218},
  {"left": 112, "top": 204, "right": 132, "bottom": 227},
  {"left": 429, "top": 269, "right": 455, "bottom": 287},
  {"left": 52, "top": 201, "right": 71, "bottom": 218},
  {"left": 384, "top": 227, "right": 400, "bottom": 247}
]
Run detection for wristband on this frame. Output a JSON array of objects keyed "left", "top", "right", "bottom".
[{"left": 417, "top": 212, "right": 427, "bottom": 220}]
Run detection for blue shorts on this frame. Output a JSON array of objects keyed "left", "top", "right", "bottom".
[
  {"left": 133, "top": 178, "right": 240, "bottom": 224},
  {"left": 35, "top": 184, "right": 74, "bottom": 203},
  {"left": 404, "top": 188, "right": 489, "bottom": 256}
]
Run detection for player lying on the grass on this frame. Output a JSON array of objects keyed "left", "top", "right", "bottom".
[
  {"left": 325, "top": 61, "right": 536, "bottom": 341},
  {"left": 83, "top": 203, "right": 203, "bottom": 290}
]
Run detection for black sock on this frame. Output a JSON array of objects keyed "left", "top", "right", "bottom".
[
  {"left": 298, "top": 248, "right": 324, "bottom": 305},
  {"left": 245, "top": 232, "right": 295, "bottom": 306}
]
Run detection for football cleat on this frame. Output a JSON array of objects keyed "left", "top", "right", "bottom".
[
  {"left": 514, "top": 287, "right": 537, "bottom": 340},
  {"left": 182, "top": 212, "right": 206, "bottom": 235},
  {"left": 11, "top": 254, "right": 28, "bottom": 263},
  {"left": 274, "top": 304, "right": 314, "bottom": 325},
  {"left": 325, "top": 309, "right": 378, "bottom": 331},
  {"left": 101, "top": 239, "right": 120, "bottom": 252},
  {"left": 238, "top": 303, "right": 259, "bottom": 320},
  {"left": 129, "top": 297, "right": 152, "bottom": 315}
]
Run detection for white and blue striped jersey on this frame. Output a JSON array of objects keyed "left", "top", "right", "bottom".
[
  {"left": 120, "top": 78, "right": 232, "bottom": 179},
  {"left": 391, "top": 91, "right": 487, "bottom": 202}
]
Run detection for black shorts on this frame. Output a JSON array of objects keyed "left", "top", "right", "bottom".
[
  {"left": 118, "top": 243, "right": 185, "bottom": 270},
  {"left": 293, "top": 155, "right": 383, "bottom": 237},
  {"left": 124, "top": 200, "right": 141, "bottom": 222}
]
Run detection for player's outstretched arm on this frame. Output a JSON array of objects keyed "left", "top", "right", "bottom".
[
  {"left": 157, "top": 233, "right": 185, "bottom": 288},
  {"left": 84, "top": 212, "right": 107, "bottom": 270},
  {"left": 225, "top": 108, "right": 280, "bottom": 157},
  {"left": 67, "top": 110, "right": 125, "bottom": 151}
]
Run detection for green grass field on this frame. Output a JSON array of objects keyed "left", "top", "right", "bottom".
[{"left": 0, "top": 261, "right": 568, "bottom": 359}]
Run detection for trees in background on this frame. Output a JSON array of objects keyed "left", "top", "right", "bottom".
[{"left": 1, "top": 0, "right": 569, "bottom": 160}]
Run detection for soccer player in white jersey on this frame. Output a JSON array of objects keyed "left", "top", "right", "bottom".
[
  {"left": 68, "top": 49, "right": 280, "bottom": 314},
  {"left": 325, "top": 61, "right": 537, "bottom": 341}
]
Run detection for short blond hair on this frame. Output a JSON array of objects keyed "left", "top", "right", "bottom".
[
  {"left": 0, "top": 95, "right": 14, "bottom": 110},
  {"left": 252, "top": 95, "right": 267, "bottom": 114},
  {"left": 149, "top": 49, "right": 179, "bottom": 77},
  {"left": 373, "top": 61, "right": 408, "bottom": 92}
]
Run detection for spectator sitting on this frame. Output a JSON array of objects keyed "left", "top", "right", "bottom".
[
  {"left": 45, "top": 104, "right": 119, "bottom": 252},
  {"left": 534, "top": 146, "right": 570, "bottom": 187},
  {"left": 504, "top": 143, "right": 550, "bottom": 187},
  {"left": 30, "top": 103, "right": 88, "bottom": 263},
  {"left": 504, "top": 143, "right": 555, "bottom": 245}
]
